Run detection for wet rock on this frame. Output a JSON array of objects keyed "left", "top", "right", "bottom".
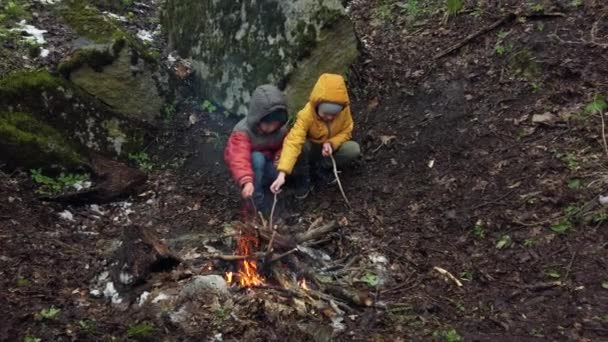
[
  {"left": 163, "top": 0, "right": 358, "bottom": 115},
  {"left": 0, "top": 70, "right": 148, "bottom": 171},
  {"left": 179, "top": 275, "right": 229, "bottom": 299},
  {"left": 59, "top": 1, "right": 166, "bottom": 124}
]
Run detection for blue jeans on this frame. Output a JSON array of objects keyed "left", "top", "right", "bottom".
[{"left": 251, "top": 152, "right": 278, "bottom": 210}]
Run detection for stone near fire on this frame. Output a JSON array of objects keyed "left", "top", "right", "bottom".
[{"left": 179, "top": 275, "right": 229, "bottom": 299}]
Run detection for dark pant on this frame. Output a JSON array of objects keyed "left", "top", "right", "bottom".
[
  {"left": 293, "top": 140, "right": 361, "bottom": 179},
  {"left": 251, "top": 151, "right": 278, "bottom": 210}
]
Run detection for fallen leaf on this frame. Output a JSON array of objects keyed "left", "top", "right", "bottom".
[
  {"left": 532, "top": 112, "right": 559, "bottom": 125},
  {"left": 189, "top": 113, "right": 198, "bottom": 126},
  {"left": 367, "top": 97, "right": 379, "bottom": 111}
]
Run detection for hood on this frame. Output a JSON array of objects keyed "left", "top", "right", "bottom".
[
  {"left": 308, "top": 73, "right": 350, "bottom": 109},
  {"left": 246, "top": 84, "right": 287, "bottom": 129}
]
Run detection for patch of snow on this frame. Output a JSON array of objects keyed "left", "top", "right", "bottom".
[
  {"left": 89, "top": 204, "right": 105, "bottom": 216},
  {"left": 137, "top": 291, "right": 151, "bottom": 306},
  {"left": 103, "top": 11, "right": 127, "bottom": 22},
  {"left": 36, "top": 0, "right": 61, "bottom": 4},
  {"left": 40, "top": 48, "right": 50, "bottom": 58},
  {"left": 137, "top": 30, "right": 154, "bottom": 43},
  {"left": 599, "top": 194, "right": 608, "bottom": 205},
  {"left": 90, "top": 289, "right": 101, "bottom": 297},
  {"left": 152, "top": 293, "right": 170, "bottom": 303},
  {"left": 59, "top": 210, "right": 74, "bottom": 221},
  {"left": 369, "top": 253, "right": 388, "bottom": 265},
  {"left": 103, "top": 281, "right": 122, "bottom": 304},
  {"left": 331, "top": 316, "right": 346, "bottom": 333},
  {"left": 167, "top": 53, "right": 177, "bottom": 65},
  {"left": 119, "top": 272, "right": 134, "bottom": 285},
  {"left": 72, "top": 180, "right": 92, "bottom": 191},
  {"left": 12, "top": 20, "right": 46, "bottom": 45}
]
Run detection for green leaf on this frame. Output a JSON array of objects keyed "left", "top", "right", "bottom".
[
  {"left": 361, "top": 272, "right": 379, "bottom": 287},
  {"left": 584, "top": 95, "right": 607, "bottom": 115},
  {"left": 496, "top": 235, "right": 512, "bottom": 249},
  {"left": 446, "top": 0, "right": 463, "bottom": 15},
  {"left": 127, "top": 322, "right": 155, "bottom": 338},
  {"left": 602, "top": 281, "right": 608, "bottom": 289},
  {"left": 551, "top": 220, "right": 571, "bottom": 234},
  {"left": 545, "top": 269, "right": 561, "bottom": 279},
  {"left": 568, "top": 179, "right": 582, "bottom": 189},
  {"left": 39, "top": 306, "right": 61, "bottom": 320}
]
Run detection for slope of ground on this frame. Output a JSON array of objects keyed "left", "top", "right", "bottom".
[{"left": 2, "top": 0, "right": 608, "bottom": 341}]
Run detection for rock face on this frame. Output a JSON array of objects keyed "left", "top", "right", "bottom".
[
  {"left": 0, "top": 70, "right": 147, "bottom": 171},
  {"left": 163, "top": 0, "right": 359, "bottom": 115},
  {"left": 59, "top": 0, "right": 165, "bottom": 124}
]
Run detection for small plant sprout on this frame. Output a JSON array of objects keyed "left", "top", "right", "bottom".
[
  {"left": 128, "top": 152, "right": 153, "bottom": 171},
  {"left": 585, "top": 95, "right": 607, "bottom": 115},
  {"left": 472, "top": 220, "right": 485, "bottom": 238},
  {"left": 432, "top": 328, "right": 463, "bottom": 342},
  {"left": 39, "top": 306, "right": 61, "bottom": 320},
  {"left": 550, "top": 220, "right": 571, "bottom": 234},
  {"left": 496, "top": 234, "right": 512, "bottom": 249},
  {"left": 30, "top": 169, "right": 90, "bottom": 196},
  {"left": 545, "top": 269, "right": 561, "bottom": 279},
  {"left": 568, "top": 179, "right": 582, "bottom": 190},
  {"left": 127, "top": 322, "right": 156, "bottom": 339},
  {"left": 523, "top": 239, "right": 536, "bottom": 247},
  {"left": 460, "top": 271, "right": 474, "bottom": 282},
  {"left": 201, "top": 99, "right": 217, "bottom": 113},
  {"left": 24, "top": 337, "right": 41, "bottom": 342},
  {"left": 444, "top": 0, "right": 463, "bottom": 21}
]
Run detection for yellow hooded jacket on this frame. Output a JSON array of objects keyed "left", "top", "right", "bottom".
[{"left": 277, "top": 73, "right": 353, "bottom": 174}]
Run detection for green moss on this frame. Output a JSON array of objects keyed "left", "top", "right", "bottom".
[
  {"left": 293, "top": 21, "right": 318, "bottom": 59},
  {"left": 285, "top": 18, "right": 359, "bottom": 113},
  {"left": 102, "top": 118, "right": 125, "bottom": 138},
  {"left": 60, "top": 0, "right": 158, "bottom": 72},
  {"left": 60, "top": 0, "right": 123, "bottom": 43},
  {"left": 315, "top": 6, "right": 343, "bottom": 29},
  {"left": 0, "top": 70, "right": 62, "bottom": 97},
  {"left": 0, "top": 112, "right": 85, "bottom": 169},
  {"left": 58, "top": 47, "right": 116, "bottom": 76}
]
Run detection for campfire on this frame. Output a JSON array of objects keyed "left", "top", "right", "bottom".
[{"left": 232, "top": 232, "right": 264, "bottom": 287}]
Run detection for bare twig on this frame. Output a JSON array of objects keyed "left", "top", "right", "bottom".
[
  {"left": 269, "top": 193, "right": 278, "bottom": 230},
  {"left": 564, "top": 250, "right": 577, "bottom": 281},
  {"left": 434, "top": 13, "right": 516, "bottom": 60},
  {"left": 205, "top": 253, "right": 264, "bottom": 261},
  {"left": 330, "top": 155, "right": 351, "bottom": 208},
  {"left": 600, "top": 111, "right": 608, "bottom": 159},
  {"left": 433, "top": 266, "right": 463, "bottom": 287},
  {"left": 270, "top": 248, "right": 298, "bottom": 262}
]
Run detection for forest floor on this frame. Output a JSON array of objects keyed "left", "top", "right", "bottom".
[{"left": 2, "top": 0, "right": 608, "bottom": 341}]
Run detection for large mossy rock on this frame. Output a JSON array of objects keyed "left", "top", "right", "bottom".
[
  {"left": 0, "top": 70, "right": 147, "bottom": 171},
  {"left": 58, "top": 0, "right": 165, "bottom": 124},
  {"left": 162, "top": 0, "right": 359, "bottom": 115}
]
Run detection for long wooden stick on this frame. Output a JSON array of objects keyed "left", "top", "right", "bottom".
[
  {"left": 330, "top": 155, "right": 351, "bottom": 209},
  {"left": 434, "top": 13, "right": 516, "bottom": 60}
]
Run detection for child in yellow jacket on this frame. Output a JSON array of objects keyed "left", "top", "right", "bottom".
[{"left": 270, "top": 73, "right": 360, "bottom": 198}]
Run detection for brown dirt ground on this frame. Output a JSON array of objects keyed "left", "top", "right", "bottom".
[{"left": 2, "top": 0, "right": 608, "bottom": 341}]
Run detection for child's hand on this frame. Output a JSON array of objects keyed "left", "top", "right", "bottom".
[
  {"left": 242, "top": 182, "right": 254, "bottom": 199},
  {"left": 270, "top": 172, "right": 286, "bottom": 194},
  {"left": 322, "top": 142, "right": 333, "bottom": 157}
]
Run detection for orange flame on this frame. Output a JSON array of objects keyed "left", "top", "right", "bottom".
[
  {"left": 299, "top": 278, "right": 309, "bottom": 290},
  {"left": 225, "top": 272, "right": 233, "bottom": 284},
  {"left": 235, "top": 233, "right": 264, "bottom": 287}
]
